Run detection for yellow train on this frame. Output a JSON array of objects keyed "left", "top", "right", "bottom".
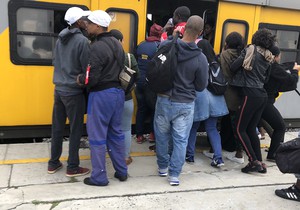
[{"left": 1, "top": 0, "right": 300, "bottom": 139}]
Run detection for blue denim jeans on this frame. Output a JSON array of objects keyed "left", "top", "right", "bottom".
[
  {"left": 154, "top": 96, "right": 194, "bottom": 177},
  {"left": 186, "top": 117, "right": 222, "bottom": 159},
  {"left": 121, "top": 99, "right": 134, "bottom": 158}
]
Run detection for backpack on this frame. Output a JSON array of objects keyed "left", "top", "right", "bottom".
[
  {"left": 146, "top": 32, "right": 179, "bottom": 93},
  {"left": 119, "top": 53, "right": 137, "bottom": 94},
  {"left": 275, "top": 138, "right": 300, "bottom": 174},
  {"left": 207, "top": 61, "right": 228, "bottom": 95}
]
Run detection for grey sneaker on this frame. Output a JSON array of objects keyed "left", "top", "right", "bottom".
[
  {"left": 168, "top": 176, "right": 180, "bottom": 186},
  {"left": 158, "top": 168, "right": 168, "bottom": 177}
]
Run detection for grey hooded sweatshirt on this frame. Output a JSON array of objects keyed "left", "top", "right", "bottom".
[
  {"left": 165, "top": 38, "right": 209, "bottom": 103},
  {"left": 53, "top": 27, "right": 90, "bottom": 94}
]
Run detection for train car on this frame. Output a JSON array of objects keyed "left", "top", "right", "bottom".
[{"left": 1, "top": 0, "right": 300, "bottom": 139}]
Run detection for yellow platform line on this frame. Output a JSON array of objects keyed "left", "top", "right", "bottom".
[
  {"left": 0, "top": 144, "right": 269, "bottom": 165},
  {"left": 0, "top": 151, "right": 155, "bottom": 165}
]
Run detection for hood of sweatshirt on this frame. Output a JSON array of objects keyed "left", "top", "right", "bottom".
[
  {"left": 58, "top": 27, "right": 83, "bottom": 44},
  {"left": 176, "top": 38, "right": 202, "bottom": 63}
]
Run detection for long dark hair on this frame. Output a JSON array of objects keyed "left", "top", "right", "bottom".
[{"left": 197, "top": 39, "right": 216, "bottom": 63}]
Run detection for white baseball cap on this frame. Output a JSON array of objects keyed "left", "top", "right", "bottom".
[
  {"left": 64, "top": 7, "right": 90, "bottom": 26},
  {"left": 88, "top": 10, "right": 112, "bottom": 27}
]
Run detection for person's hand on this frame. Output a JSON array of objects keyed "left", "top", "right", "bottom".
[
  {"left": 77, "top": 74, "right": 83, "bottom": 86},
  {"left": 293, "top": 62, "right": 300, "bottom": 71}
]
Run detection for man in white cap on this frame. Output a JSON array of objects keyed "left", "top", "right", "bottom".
[
  {"left": 48, "top": 7, "right": 90, "bottom": 177},
  {"left": 77, "top": 10, "right": 128, "bottom": 186}
]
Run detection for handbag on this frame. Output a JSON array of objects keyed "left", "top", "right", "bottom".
[
  {"left": 119, "top": 53, "right": 137, "bottom": 94},
  {"left": 275, "top": 138, "right": 300, "bottom": 174}
]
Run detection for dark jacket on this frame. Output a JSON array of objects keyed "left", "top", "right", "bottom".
[
  {"left": 230, "top": 46, "right": 271, "bottom": 89},
  {"left": 53, "top": 27, "right": 90, "bottom": 94},
  {"left": 220, "top": 48, "right": 242, "bottom": 111},
  {"left": 136, "top": 40, "right": 159, "bottom": 85},
  {"left": 79, "top": 32, "right": 125, "bottom": 92},
  {"left": 164, "top": 38, "right": 208, "bottom": 103},
  {"left": 264, "top": 62, "right": 299, "bottom": 101}
]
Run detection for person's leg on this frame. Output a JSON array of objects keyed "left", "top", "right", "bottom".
[
  {"left": 49, "top": 93, "right": 66, "bottom": 169},
  {"left": 186, "top": 121, "right": 200, "bottom": 162},
  {"left": 229, "top": 111, "right": 244, "bottom": 158},
  {"left": 235, "top": 96, "right": 258, "bottom": 162},
  {"left": 246, "top": 97, "right": 266, "bottom": 163},
  {"left": 261, "top": 102, "right": 286, "bottom": 160},
  {"left": 86, "top": 90, "right": 114, "bottom": 185},
  {"left": 107, "top": 89, "right": 128, "bottom": 179},
  {"left": 220, "top": 114, "right": 236, "bottom": 152},
  {"left": 64, "top": 93, "right": 85, "bottom": 171},
  {"left": 135, "top": 85, "right": 147, "bottom": 141},
  {"left": 169, "top": 101, "right": 194, "bottom": 179},
  {"left": 205, "top": 117, "right": 224, "bottom": 167},
  {"left": 121, "top": 99, "right": 134, "bottom": 160},
  {"left": 154, "top": 96, "right": 172, "bottom": 175}
]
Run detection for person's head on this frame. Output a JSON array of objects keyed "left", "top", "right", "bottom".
[
  {"left": 224, "top": 32, "right": 244, "bottom": 53},
  {"left": 270, "top": 45, "right": 281, "bottom": 63},
  {"left": 149, "top": 23, "right": 163, "bottom": 38},
  {"left": 252, "top": 28, "right": 277, "bottom": 49},
  {"left": 64, "top": 7, "right": 90, "bottom": 29},
  {"left": 110, "top": 29, "right": 123, "bottom": 43},
  {"left": 86, "top": 10, "right": 112, "bottom": 36},
  {"left": 204, "top": 19, "right": 215, "bottom": 37},
  {"left": 183, "top": 15, "right": 204, "bottom": 41},
  {"left": 172, "top": 6, "right": 190, "bottom": 25}
]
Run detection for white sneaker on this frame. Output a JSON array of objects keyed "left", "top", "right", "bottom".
[
  {"left": 203, "top": 150, "right": 214, "bottom": 159},
  {"left": 226, "top": 153, "right": 244, "bottom": 164}
]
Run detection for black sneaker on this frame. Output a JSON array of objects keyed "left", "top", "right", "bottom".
[
  {"left": 258, "top": 162, "right": 267, "bottom": 174},
  {"left": 275, "top": 185, "right": 300, "bottom": 202},
  {"left": 185, "top": 155, "right": 194, "bottom": 163},
  {"left": 114, "top": 172, "right": 128, "bottom": 181},
  {"left": 241, "top": 160, "right": 263, "bottom": 173},
  {"left": 83, "top": 177, "right": 109, "bottom": 186}
]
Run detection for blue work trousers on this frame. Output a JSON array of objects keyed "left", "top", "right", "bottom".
[{"left": 87, "top": 88, "right": 127, "bottom": 185}]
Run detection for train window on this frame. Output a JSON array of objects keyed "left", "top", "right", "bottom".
[
  {"left": 8, "top": 0, "right": 87, "bottom": 65},
  {"left": 259, "top": 23, "right": 300, "bottom": 64},
  {"left": 221, "top": 19, "right": 249, "bottom": 51},
  {"left": 107, "top": 9, "right": 138, "bottom": 53}
]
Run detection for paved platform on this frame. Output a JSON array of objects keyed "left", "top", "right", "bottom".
[{"left": 1, "top": 132, "right": 300, "bottom": 209}]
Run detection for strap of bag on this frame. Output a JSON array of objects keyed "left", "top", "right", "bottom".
[{"left": 127, "top": 53, "right": 131, "bottom": 68}]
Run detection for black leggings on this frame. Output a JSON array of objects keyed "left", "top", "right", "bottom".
[
  {"left": 261, "top": 99, "right": 286, "bottom": 159},
  {"left": 234, "top": 95, "right": 267, "bottom": 162}
]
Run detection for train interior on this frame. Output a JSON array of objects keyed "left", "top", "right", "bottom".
[{"left": 146, "top": 0, "right": 218, "bottom": 41}]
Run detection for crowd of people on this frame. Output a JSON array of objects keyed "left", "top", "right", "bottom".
[{"left": 46, "top": 5, "right": 300, "bottom": 202}]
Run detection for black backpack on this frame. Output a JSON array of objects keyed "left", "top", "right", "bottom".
[
  {"left": 207, "top": 61, "right": 228, "bottom": 95},
  {"left": 275, "top": 138, "right": 300, "bottom": 174},
  {"left": 146, "top": 32, "right": 179, "bottom": 93}
]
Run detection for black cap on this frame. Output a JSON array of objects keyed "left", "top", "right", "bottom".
[{"left": 110, "top": 29, "right": 123, "bottom": 41}]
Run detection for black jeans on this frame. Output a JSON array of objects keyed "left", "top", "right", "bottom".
[
  {"left": 48, "top": 92, "right": 85, "bottom": 170},
  {"left": 135, "top": 84, "right": 154, "bottom": 136},
  {"left": 261, "top": 98, "right": 286, "bottom": 159},
  {"left": 234, "top": 96, "right": 267, "bottom": 162}
]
